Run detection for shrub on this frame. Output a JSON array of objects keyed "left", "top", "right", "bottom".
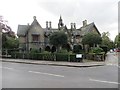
[
  {"left": 43, "top": 53, "right": 54, "bottom": 61},
  {"left": 100, "top": 45, "right": 108, "bottom": 54},
  {"left": 58, "top": 49, "right": 68, "bottom": 53},
  {"left": 55, "top": 53, "right": 68, "bottom": 61},
  {"left": 70, "top": 54, "right": 76, "bottom": 62},
  {"left": 90, "top": 47, "right": 103, "bottom": 54},
  {"left": 30, "top": 48, "right": 39, "bottom": 53},
  {"left": 73, "top": 45, "right": 83, "bottom": 53}
]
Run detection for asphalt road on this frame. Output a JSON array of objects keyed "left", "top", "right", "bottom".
[
  {"left": 0, "top": 52, "right": 119, "bottom": 88},
  {"left": 1, "top": 61, "right": 119, "bottom": 88}
]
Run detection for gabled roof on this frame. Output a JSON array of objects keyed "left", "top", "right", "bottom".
[
  {"left": 79, "top": 22, "right": 101, "bottom": 36},
  {"left": 17, "top": 16, "right": 42, "bottom": 36},
  {"left": 17, "top": 25, "right": 29, "bottom": 36}
]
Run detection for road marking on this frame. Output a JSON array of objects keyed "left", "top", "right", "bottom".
[
  {"left": 28, "top": 71, "right": 64, "bottom": 78},
  {"left": 89, "top": 78, "right": 120, "bottom": 85},
  {"left": 2, "top": 67, "right": 14, "bottom": 70}
]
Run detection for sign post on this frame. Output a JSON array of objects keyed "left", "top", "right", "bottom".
[{"left": 76, "top": 54, "right": 83, "bottom": 62}]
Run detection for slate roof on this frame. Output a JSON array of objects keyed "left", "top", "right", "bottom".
[
  {"left": 79, "top": 22, "right": 101, "bottom": 36},
  {"left": 17, "top": 25, "right": 29, "bottom": 36},
  {"left": 17, "top": 17, "right": 100, "bottom": 37},
  {"left": 17, "top": 17, "right": 42, "bottom": 36}
]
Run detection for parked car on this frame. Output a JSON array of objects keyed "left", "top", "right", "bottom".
[
  {"left": 110, "top": 49, "right": 114, "bottom": 53},
  {"left": 116, "top": 48, "right": 120, "bottom": 52}
]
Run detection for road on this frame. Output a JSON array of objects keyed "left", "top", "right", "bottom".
[{"left": 1, "top": 52, "right": 119, "bottom": 88}]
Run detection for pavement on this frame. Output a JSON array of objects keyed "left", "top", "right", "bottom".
[{"left": 0, "top": 58, "right": 105, "bottom": 67}]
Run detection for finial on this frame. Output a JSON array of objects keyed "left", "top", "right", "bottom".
[{"left": 33, "top": 16, "right": 36, "bottom": 20}]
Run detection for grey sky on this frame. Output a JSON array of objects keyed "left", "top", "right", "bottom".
[{"left": 0, "top": 0, "right": 119, "bottom": 40}]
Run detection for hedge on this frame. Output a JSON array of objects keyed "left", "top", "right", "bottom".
[
  {"left": 11, "top": 52, "right": 82, "bottom": 62},
  {"left": 55, "top": 53, "right": 68, "bottom": 61}
]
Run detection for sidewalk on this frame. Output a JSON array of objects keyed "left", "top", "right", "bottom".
[{"left": 0, "top": 58, "right": 105, "bottom": 67}]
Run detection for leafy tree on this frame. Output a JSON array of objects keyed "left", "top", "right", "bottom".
[
  {"left": 49, "top": 32, "right": 67, "bottom": 52},
  {"left": 82, "top": 32, "right": 102, "bottom": 47},
  {"left": 2, "top": 34, "right": 19, "bottom": 49},
  {"left": 114, "top": 33, "right": 120, "bottom": 48},
  {"left": 101, "top": 32, "right": 114, "bottom": 50},
  {"left": 1, "top": 16, "right": 18, "bottom": 50}
]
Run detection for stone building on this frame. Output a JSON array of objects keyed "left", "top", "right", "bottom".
[{"left": 17, "top": 16, "right": 101, "bottom": 52}]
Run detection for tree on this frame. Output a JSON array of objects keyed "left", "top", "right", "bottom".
[
  {"left": 2, "top": 34, "right": 19, "bottom": 49},
  {"left": 49, "top": 32, "right": 67, "bottom": 52},
  {"left": 82, "top": 32, "right": 102, "bottom": 47},
  {"left": 0, "top": 15, "right": 12, "bottom": 32},
  {"left": 1, "top": 16, "right": 19, "bottom": 54},
  {"left": 114, "top": 33, "right": 120, "bottom": 48},
  {"left": 101, "top": 32, "right": 114, "bottom": 50}
]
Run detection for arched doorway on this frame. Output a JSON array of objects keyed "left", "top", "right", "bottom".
[
  {"left": 51, "top": 46, "right": 56, "bottom": 53},
  {"left": 39, "top": 48, "right": 41, "bottom": 53},
  {"left": 45, "top": 46, "right": 51, "bottom": 52},
  {"left": 62, "top": 43, "right": 71, "bottom": 52},
  {"left": 73, "top": 45, "right": 83, "bottom": 53}
]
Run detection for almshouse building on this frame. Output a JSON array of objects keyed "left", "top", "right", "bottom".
[{"left": 17, "top": 16, "right": 101, "bottom": 52}]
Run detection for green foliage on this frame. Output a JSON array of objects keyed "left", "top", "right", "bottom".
[
  {"left": 99, "top": 45, "right": 108, "bottom": 54},
  {"left": 82, "top": 32, "right": 102, "bottom": 47},
  {"left": 55, "top": 53, "right": 68, "bottom": 61},
  {"left": 58, "top": 49, "right": 68, "bottom": 53},
  {"left": 42, "top": 51, "right": 51, "bottom": 54},
  {"left": 30, "top": 48, "right": 39, "bottom": 53},
  {"left": 50, "top": 32, "right": 68, "bottom": 51},
  {"left": 11, "top": 52, "right": 82, "bottom": 62},
  {"left": 2, "top": 33, "right": 19, "bottom": 49},
  {"left": 91, "top": 47, "right": 103, "bottom": 54},
  {"left": 101, "top": 32, "right": 114, "bottom": 50},
  {"left": 73, "top": 45, "right": 83, "bottom": 53},
  {"left": 114, "top": 33, "right": 120, "bottom": 48}
]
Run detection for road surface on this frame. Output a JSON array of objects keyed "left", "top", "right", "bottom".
[{"left": 1, "top": 52, "right": 119, "bottom": 88}]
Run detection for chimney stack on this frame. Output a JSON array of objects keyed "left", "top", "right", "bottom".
[
  {"left": 49, "top": 21, "right": 52, "bottom": 29},
  {"left": 46, "top": 21, "right": 48, "bottom": 28},
  {"left": 71, "top": 23, "right": 73, "bottom": 29},
  {"left": 27, "top": 23, "right": 30, "bottom": 26},
  {"left": 74, "top": 23, "right": 76, "bottom": 29},
  {"left": 83, "top": 20, "right": 87, "bottom": 27}
]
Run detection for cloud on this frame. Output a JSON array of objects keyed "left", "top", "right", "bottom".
[{"left": 0, "top": 0, "right": 118, "bottom": 40}]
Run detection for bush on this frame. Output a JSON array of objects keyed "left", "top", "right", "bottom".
[
  {"left": 30, "top": 48, "right": 39, "bottom": 53},
  {"left": 100, "top": 45, "right": 108, "bottom": 54},
  {"left": 43, "top": 53, "right": 54, "bottom": 61},
  {"left": 91, "top": 47, "right": 103, "bottom": 54},
  {"left": 70, "top": 54, "right": 76, "bottom": 62},
  {"left": 55, "top": 53, "right": 68, "bottom": 61},
  {"left": 10, "top": 52, "right": 84, "bottom": 62},
  {"left": 58, "top": 49, "right": 68, "bottom": 53},
  {"left": 73, "top": 45, "right": 83, "bottom": 53}
]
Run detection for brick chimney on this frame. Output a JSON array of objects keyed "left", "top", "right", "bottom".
[
  {"left": 49, "top": 21, "right": 52, "bottom": 29},
  {"left": 83, "top": 20, "right": 87, "bottom": 27},
  {"left": 74, "top": 23, "right": 76, "bottom": 29},
  {"left": 71, "top": 23, "right": 73, "bottom": 29},
  {"left": 46, "top": 21, "right": 48, "bottom": 28}
]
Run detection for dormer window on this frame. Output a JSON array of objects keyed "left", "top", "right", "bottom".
[{"left": 32, "top": 34, "right": 40, "bottom": 42}]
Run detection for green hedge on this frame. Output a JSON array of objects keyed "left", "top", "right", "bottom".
[
  {"left": 11, "top": 52, "right": 83, "bottom": 62},
  {"left": 55, "top": 53, "right": 68, "bottom": 61}
]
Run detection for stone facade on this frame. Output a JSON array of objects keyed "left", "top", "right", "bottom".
[{"left": 17, "top": 16, "right": 101, "bottom": 52}]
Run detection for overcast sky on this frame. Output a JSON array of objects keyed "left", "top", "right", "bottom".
[{"left": 0, "top": 0, "right": 119, "bottom": 41}]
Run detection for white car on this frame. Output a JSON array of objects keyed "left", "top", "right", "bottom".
[{"left": 110, "top": 49, "right": 113, "bottom": 53}]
